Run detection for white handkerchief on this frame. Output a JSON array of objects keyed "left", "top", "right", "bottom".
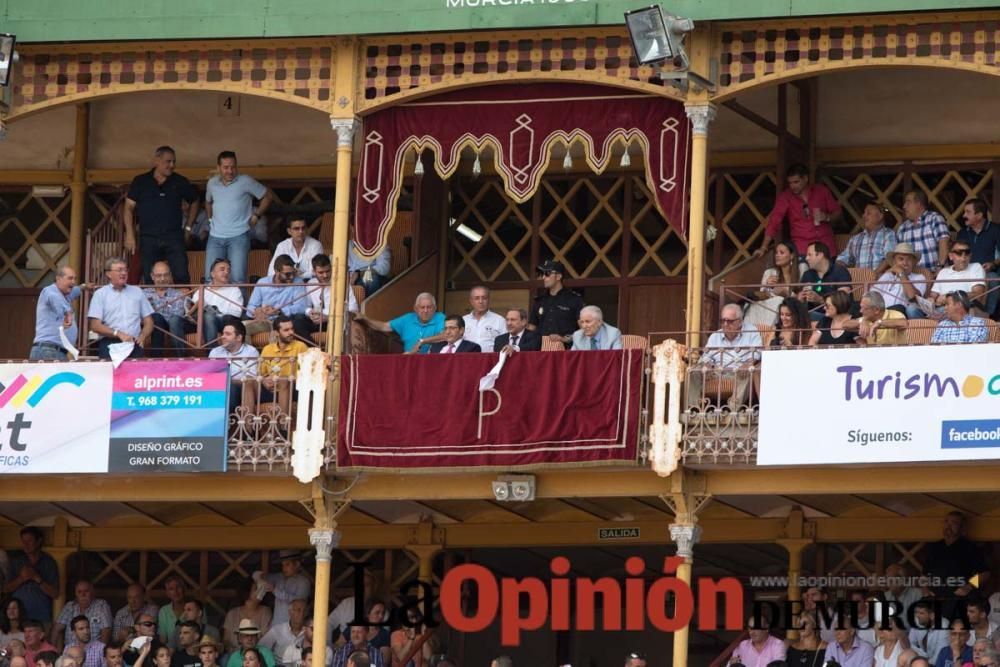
[
  {"left": 108, "top": 342, "right": 135, "bottom": 368},
  {"left": 58, "top": 325, "right": 80, "bottom": 361},
  {"left": 478, "top": 351, "right": 507, "bottom": 392}
]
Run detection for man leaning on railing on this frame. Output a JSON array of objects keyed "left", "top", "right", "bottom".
[
  {"left": 30, "top": 266, "right": 83, "bottom": 361},
  {"left": 930, "top": 291, "right": 988, "bottom": 344},
  {"left": 245, "top": 254, "right": 311, "bottom": 341},
  {"left": 87, "top": 257, "right": 155, "bottom": 360},
  {"left": 686, "top": 303, "right": 762, "bottom": 413},
  {"left": 208, "top": 319, "right": 259, "bottom": 413}
]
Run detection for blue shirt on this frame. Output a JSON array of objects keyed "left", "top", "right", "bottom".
[
  {"left": 87, "top": 284, "right": 154, "bottom": 337},
  {"left": 34, "top": 283, "right": 80, "bottom": 346},
  {"left": 931, "top": 314, "right": 988, "bottom": 344},
  {"left": 957, "top": 220, "right": 1000, "bottom": 267},
  {"left": 934, "top": 645, "right": 972, "bottom": 667},
  {"left": 246, "top": 276, "right": 308, "bottom": 318},
  {"left": 389, "top": 311, "right": 445, "bottom": 353},
  {"left": 837, "top": 225, "right": 897, "bottom": 270},
  {"left": 9, "top": 550, "right": 59, "bottom": 622},
  {"left": 205, "top": 174, "right": 268, "bottom": 238}
]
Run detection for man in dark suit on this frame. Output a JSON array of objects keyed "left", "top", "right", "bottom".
[
  {"left": 428, "top": 314, "right": 482, "bottom": 353},
  {"left": 494, "top": 308, "right": 542, "bottom": 354}
]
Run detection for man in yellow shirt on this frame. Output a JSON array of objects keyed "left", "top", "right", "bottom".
[
  {"left": 256, "top": 315, "right": 309, "bottom": 412},
  {"left": 853, "top": 290, "right": 908, "bottom": 346}
]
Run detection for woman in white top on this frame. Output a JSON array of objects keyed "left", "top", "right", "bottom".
[
  {"left": 744, "top": 240, "right": 808, "bottom": 327},
  {"left": 873, "top": 626, "right": 904, "bottom": 667}
]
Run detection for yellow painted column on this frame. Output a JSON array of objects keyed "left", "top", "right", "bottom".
[
  {"left": 778, "top": 538, "right": 811, "bottom": 641},
  {"left": 327, "top": 119, "right": 356, "bottom": 357},
  {"left": 309, "top": 526, "right": 339, "bottom": 667},
  {"left": 68, "top": 103, "right": 90, "bottom": 276},
  {"left": 683, "top": 103, "right": 716, "bottom": 349},
  {"left": 669, "top": 522, "right": 701, "bottom": 667}
]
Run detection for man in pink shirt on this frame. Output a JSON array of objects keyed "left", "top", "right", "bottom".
[
  {"left": 729, "top": 616, "right": 786, "bottom": 667},
  {"left": 756, "top": 163, "right": 841, "bottom": 259}
]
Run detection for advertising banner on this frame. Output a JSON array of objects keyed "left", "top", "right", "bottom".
[
  {"left": 0, "top": 360, "right": 229, "bottom": 474},
  {"left": 757, "top": 345, "right": 1000, "bottom": 465}
]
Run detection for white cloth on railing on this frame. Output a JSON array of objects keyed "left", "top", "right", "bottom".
[
  {"left": 108, "top": 342, "right": 134, "bottom": 368},
  {"left": 478, "top": 351, "right": 507, "bottom": 392},
  {"left": 59, "top": 325, "right": 80, "bottom": 361}
]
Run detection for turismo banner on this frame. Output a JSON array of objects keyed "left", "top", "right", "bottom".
[
  {"left": 757, "top": 344, "right": 1000, "bottom": 465},
  {"left": 0, "top": 360, "right": 229, "bottom": 474}
]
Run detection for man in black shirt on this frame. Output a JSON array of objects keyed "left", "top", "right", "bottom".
[
  {"left": 529, "top": 259, "right": 584, "bottom": 347},
  {"left": 923, "top": 511, "right": 989, "bottom": 618},
  {"left": 957, "top": 198, "right": 1000, "bottom": 316},
  {"left": 799, "top": 241, "right": 853, "bottom": 320},
  {"left": 125, "top": 146, "right": 199, "bottom": 285}
]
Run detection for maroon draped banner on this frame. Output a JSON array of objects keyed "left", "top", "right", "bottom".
[
  {"left": 337, "top": 350, "right": 644, "bottom": 470},
  {"left": 353, "top": 83, "right": 690, "bottom": 258}
]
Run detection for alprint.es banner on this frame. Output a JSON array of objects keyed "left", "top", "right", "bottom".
[
  {"left": 0, "top": 360, "right": 229, "bottom": 473},
  {"left": 758, "top": 344, "right": 1000, "bottom": 465}
]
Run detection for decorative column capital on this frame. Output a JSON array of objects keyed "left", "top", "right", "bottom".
[
  {"left": 330, "top": 118, "right": 357, "bottom": 148},
  {"left": 309, "top": 528, "right": 341, "bottom": 562},
  {"left": 684, "top": 103, "right": 717, "bottom": 137},
  {"left": 669, "top": 522, "right": 702, "bottom": 559}
]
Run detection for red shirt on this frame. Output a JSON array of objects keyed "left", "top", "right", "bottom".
[
  {"left": 26, "top": 642, "right": 57, "bottom": 667},
  {"left": 766, "top": 183, "right": 841, "bottom": 255}
]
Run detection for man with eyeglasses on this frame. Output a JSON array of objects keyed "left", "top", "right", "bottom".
[
  {"left": 686, "top": 303, "right": 762, "bottom": 413},
  {"left": 268, "top": 218, "right": 324, "bottom": 280},
  {"left": 927, "top": 240, "right": 987, "bottom": 317},
  {"left": 205, "top": 151, "right": 273, "bottom": 286},
  {"left": 624, "top": 651, "right": 647, "bottom": 667},
  {"left": 87, "top": 257, "right": 154, "bottom": 360},
  {"left": 113, "top": 585, "right": 158, "bottom": 645},
  {"left": 246, "top": 254, "right": 311, "bottom": 340},
  {"left": 837, "top": 201, "right": 897, "bottom": 270},
  {"left": 931, "top": 291, "right": 988, "bottom": 344},
  {"left": 529, "top": 260, "right": 584, "bottom": 347}
]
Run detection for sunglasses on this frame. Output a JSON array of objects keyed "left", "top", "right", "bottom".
[
  {"left": 538, "top": 270, "right": 555, "bottom": 277},
  {"left": 721, "top": 318, "right": 740, "bottom": 324},
  {"left": 627, "top": 652, "right": 647, "bottom": 660},
  {"left": 138, "top": 621, "right": 157, "bottom": 627},
  {"left": 951, "top": 248, "right": 971, "bottom": 255}
]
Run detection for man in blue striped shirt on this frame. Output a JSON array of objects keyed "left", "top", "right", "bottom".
[
  {"left": 30, "top": 266, "right": 82, "bottom": 360},
  {"left": 931, "top": 291, "right": 988, "bottom": 344},
  {"left": 837, "top": 201, "right": 897, "bottom": 270}
]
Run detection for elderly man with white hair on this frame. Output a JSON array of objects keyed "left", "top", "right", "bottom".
[
  {"left": 355, "top": 292, "right": 446, "bottom": 354},
  {"left": 687, "top": 303, "right": 762, "bottom": 412},
  {"left": 571, "top": 305, "right": 622, "bottom": 350}
]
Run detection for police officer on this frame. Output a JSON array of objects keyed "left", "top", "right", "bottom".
[{"left": 529, "top": 259, "right": 584, "bottom": 346}]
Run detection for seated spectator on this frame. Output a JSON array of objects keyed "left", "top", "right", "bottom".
[
  {"left": 957, "top": 197, "right": 1000, "bottom": 317},
  {"left": 824, "top": 624, "right": 875, "bottom": 667},
  {"left": 305, "top": 254, "right": 358, "bottom": 338},
  {"left": 169, "top": 621, "right": 202, "bottom": 667},
  {"left": 428, "top": 315, "right": 482, "bottom": 353},
  {"left": 389, "top": 608, "right": 429, "bottom": 667},
  {"left": 799, "top": 242, "right": 853, "bottom": 319},
  {"left": 246, "top": 254, "right": 310, "bottom": 340},
  {"left": 222, "top": 580, "right": 272, "bottom": 653},
  {"left": 87, "top": 257, "right": 155, "bottom": 360},
  {"left": 128, "top": 642, "right": 168, "bottom": 667},
  {"left": 1, "top": 597, "right": 27, "bottom": 646},
  {"left": 571, "top": 305, "right": 622, "bottom": 350},
  {"left": 301, "top": 617, "right": 334, "bottom": 667},
  {"left": 345, "top": 652, "right": 371, "bottom": 667},
  {"left": 209, "top": 319, "right": 260, "bottom": 414},
  {"left": 770, "top": 297, "right": 811, "bottom": 347},
  {"left": 178, "top": 600, "right": 220, "bottom": 648},
  {"left": 327, "top": 570, "right": 382, "bottom": 649},
  {"left": 361, "top": 602, "right": 390, "bottom": 667},
  {"left": 785, "top": 613, "right": 826, "bottom": 666},
  {"left": 63, "top": 644, "right": 85, "bottom": 667},
  {"left": 882, "top": 564, "right": 923, "bottom": 629},
  {"left": 143, "top": 261, "right": 195, "bottom": 358},
  {"left": 728, "top": 616, "right": 785, "bottom": 667},
  {"left": 744, "top": 240, "right": 806, "bottom": 327},
  {"left": 247, "top": 316, "right": 310, "bottom": 413},
  {"left": 927, "top": 240, "right": 987, "bottom": 318},
  {"left": 838, "top": 201, "right": 898, "bottom": 270},
  {"left": 112, "top": 585, "right": 158, "bottom": 646},
  {"left": 965, "top": 599, "right": 995, "bottom": 648},
  {"left": 195, "top": 637, "right": 221, "bottom": 667},
  {"left": 908, "top": 600, "right": 949, "bottom": 663},
  {"left": 935, "top": 618, "right": 972, "bottom": 667},
  {"left": 355, "top": 293, "right": 446, "bottom": 354},
  {"left": 686, "top": 304, "right": 762, "bottom": 413},
  {"left": 122, "top": 613, "right": 159, "bottom": 662},
  {"left": 157, "top": 577, "right": 186, "bottom": 648},
  {"left": 267, "top": 219, "right": 324, "bottom": 280},
  {"left": 874, "top": 625, "right": 904, "bottom": 667},
  {"left": 873, "top": 243, "right": 929, "bottom": 318},
  {"left": 225, "top": 622, "right": 275, "bottom": 667},
  {"left": 24, "top": 620, "right": 56, "bottom": 667},
  {"left": 53, "top": 581, "right": 112, "bottom": 649},
  {"left": 190, "top": 258, "right": 245, "bottom": 346},
  {"left": 33, "top": 651, "right": 59, "bottom": 667},
  {"left": 495, "top": 308, "right": 541, "bottom": 355},
  {"left": 258, "top": 599, "right": 306, "bottom": 666},
  {"left": 349, "top": 237, "right": 392, "bottom": 296},
  {"left": 931, "top": 291, "right": 988, "bottom": 344},
  {"left": 809, "top": 291, "right": 857, "bottom": 347},
  {"left": 64, "top": 617, "right": 103, "bottom": 667},
  {"left": 103, "top": 645, "right": 123, "bottom": 667},
  {"left": 853, "top": 291, "right": 908, "bottom": 346},
  {"left": 462, "top": 286, "right": 506, "bottom": 353},
  {"left": 973, "top": 639, "right": 995, "bottom": 665}
]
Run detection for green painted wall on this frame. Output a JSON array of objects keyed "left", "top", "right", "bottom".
[{"left": 1, "top": 0, "right": 998, "bottom": 43}]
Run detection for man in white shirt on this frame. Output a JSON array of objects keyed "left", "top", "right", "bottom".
[
  {"left": 191, "top": 258, "right": 245, "bottom": 346},
  {"left": 966, "top": 599, "right": 996, "bottom": 647},
  {"left": 873, "top": 242, "right": 927, "bottom": 319},
  {"left": 927, "top": 239, "right": 987, "bottom": 317},
  {"left": 262, "top": 552, "right": 311, "bottom": 626},
  {"left": 305, "top": 254, "right": 358, "bottom": 338},
  {"left": 259, "top": 599, "right": 306, "bottom": 665},
  {"left": 687, "top": 304, "right": 762, "bottom": 413},
  {"left": 209, "top": 320, "right": 259, "bottom": 413},
  {"left": 461, "top": 286, "right": 506, "bottom": 353},
  {"left": 908, "top": 600, "right": 949, "bottom": 663},
  {"left": 267, "top": 219, "right": 325, "bottom": 280}
]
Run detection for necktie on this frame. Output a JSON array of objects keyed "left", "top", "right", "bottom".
[
  {"left": 590, "top": 337, "right": 596, "bottom": 350},
  {"left": 447, "top": 343, "right": 455, "bottom": 354},
  {"left": 511, "top": 335, "right": 519, "bottom": 349}
]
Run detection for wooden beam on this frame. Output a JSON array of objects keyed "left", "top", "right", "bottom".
[
  {"left": 704, "top": 465, "right": 1000, "bottom": 496},
  {"left": 0, "top": 475, "right": 309, "bottom": 502},
  {"left": 723, "top": 100, "right": 782, "bottom": 137}
]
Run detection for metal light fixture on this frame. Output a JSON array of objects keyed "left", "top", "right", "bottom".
[
  {"left": 491, "top": 475, "right": 536, "bottom": 502},
  {"left": 0, "top": 34, "right": 17, "bottom": 87},
  {"left": 624, "top": 7, "right": 715, "bottom": 92}
]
